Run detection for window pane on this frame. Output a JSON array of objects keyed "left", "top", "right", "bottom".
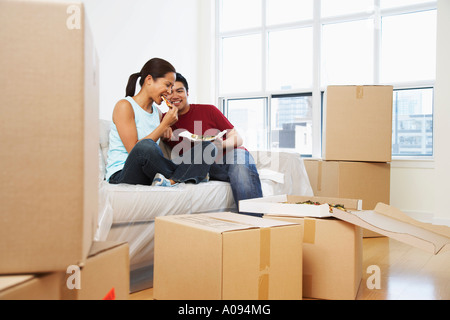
[
  {"left": 268, "top": 27, "right": 313, "bottom": 91},
  {"left": 321, "top": 0, "right": 373, "bottom": 18},
  {"left": 227, "top": 98, "right": 267, "bottom": 150},
  {"left": 392, "top": 88, "right": 433, "bottom": 157},
  {"left": 221, "top": 34, "right": 262, "bottom": 94},
  {"left": 321, "top": 19, "right": 374, "bottom": 86},
  {"left": 380, "top": 0, "right": 436, "bottom": 10},
  {"left": 220, "top": 0, "right": 262, "bottom": 32},
  {"left": 271, "top": 95, "right": 313, "bottom": 155},
  {"left": 266, "top": 0, "right": 313, "bottom": 26},
  {"left": 381, "top": 10, "right": 436, "bottom": 83}
]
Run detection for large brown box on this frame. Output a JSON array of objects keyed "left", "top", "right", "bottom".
[
  {"left": 247, "top": 196, "right": 364, "bottom": 300},
  {"left": 258, "top": 199, "right": 450, "bottom": 299},
  {"left": 154, "top": 212, "right": 303, "bottom": 300},
  {"left": 323, "top": 85, "right": 393, "bottom": 162},
  {"left": 61, "top": 242, "right": 130, "bottom": 300},
  {"left": 0, "top": 0, "right": 99, "bottom": 273},
  {"left": 266, "top": 216, "right": 363, "bottom": 300},
  {"left": 304, "top": 159, "right": 390, "bottom": 210}
]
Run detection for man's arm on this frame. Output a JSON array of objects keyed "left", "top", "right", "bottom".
[{"left": 219, "top": 128, "right": 243, "bottom": 150}]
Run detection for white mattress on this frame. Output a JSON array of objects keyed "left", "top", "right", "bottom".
[
  {"left": 105, "top": 221, "right": 155, "bottom": 272},
  {"left": 102, "top": 180, "right": 235, "bottom": 224}
]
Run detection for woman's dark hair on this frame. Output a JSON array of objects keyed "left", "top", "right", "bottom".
[
  {"left": 125, "top": 58, "right": 176, "bottom": 97},
  {"left": 175, "top": 73, "right": 189, "bottom": 92}
]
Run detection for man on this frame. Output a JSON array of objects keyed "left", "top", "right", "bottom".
[{"left": 164, "top": 73, "right": 263, "bottom": 214}]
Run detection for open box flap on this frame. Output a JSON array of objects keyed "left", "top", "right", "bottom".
[{"left": 332, "top": 203, "right": 450, "bottom": 255}]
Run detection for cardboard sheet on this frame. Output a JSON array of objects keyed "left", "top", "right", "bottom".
[{"left": 332, "top": 203, "right": 450, "bottom": 255}]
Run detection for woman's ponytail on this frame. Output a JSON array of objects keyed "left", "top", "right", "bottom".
[
  {"left": 125, "top": 72, "right": 141, "bottom": 97},
  {"left": 125, "top": 58, "right": 176, "bottom": 97}
]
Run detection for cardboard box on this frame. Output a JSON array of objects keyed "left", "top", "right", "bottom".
[
  {"left": 0, "top": 1, "right": 99, "bottom": 273},
  {"left": 265, "top": 215, "right": 363, "bottom": 300},
  {"left": 323, "top": 85, "right": 393, "bottom": 162},
  {"left": 61, "top": 242, "right": 130, "bottom": 300},
  {"left": 247, "top": 196, "right": 450, "bottom": 299},
  {"left": 244, "top": 195, "right": 364, "bottom": 300},
  {"left": 0, "top": 273, "right": 61, "bottom": 300},
  {"left": 240, "top": 194, "right": 362, "bottom": 218},
  {"left": 153, "top": 212, "right": 303, "bottom": 300},
  {"left": 304, "top": 159, "right": 390, "bottom": 210}
]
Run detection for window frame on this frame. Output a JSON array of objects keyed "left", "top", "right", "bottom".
[{"left": 215, "top": 0, "right": 437, "bottom": 160}]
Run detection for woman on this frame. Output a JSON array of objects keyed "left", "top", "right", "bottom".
[{"left": 105, "top": 58, "right": 214, "bottom": 187}]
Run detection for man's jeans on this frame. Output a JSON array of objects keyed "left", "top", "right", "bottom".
[
  {"left": 210, "top": 148, "right": 263, "bottom": 214},
  {"left": 109, "top": 139, "right": 216, "bottom": 185}
]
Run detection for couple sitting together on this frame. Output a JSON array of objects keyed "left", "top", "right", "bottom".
[{"left": 105, "top": 57, "right": 262, "bottom": 213}]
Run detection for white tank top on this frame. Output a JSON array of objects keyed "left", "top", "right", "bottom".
[{"left": 105, "top": 96, "right": 160, "bottom": 181}]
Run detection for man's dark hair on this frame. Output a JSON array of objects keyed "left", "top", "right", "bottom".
[{"left": 176, "top": 73, "right": 189, "bottom": 92}]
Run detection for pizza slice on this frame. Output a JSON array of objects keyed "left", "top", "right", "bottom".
[{"left": 161, "top": 96, "right": 174, "bottom": 109}]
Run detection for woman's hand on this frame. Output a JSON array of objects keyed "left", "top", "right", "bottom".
[{"left": 161, "top": 105, "right": 178, "bottom": 127}]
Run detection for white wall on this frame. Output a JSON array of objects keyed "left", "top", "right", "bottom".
[
  {"left": 391, "top": 0, "right": 450, "bottom": 226},
  {"left": 83, "top": 0, "right": 203, "bottom": 120},
  {"left": 390, "top": 161, "right": 435, "bottom": 223},
  {"left": 195, "top": 0, "right": 215, "bottom": 104},
  {"left": 433, "top": 0, "right": 450, "bottom": 225}
]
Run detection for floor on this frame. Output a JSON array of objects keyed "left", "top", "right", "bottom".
[{"left": 129, "top": 237, "right": 450, "bottom": 300}]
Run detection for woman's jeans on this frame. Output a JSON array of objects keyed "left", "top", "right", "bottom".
[
  {"left": 210, "top": 148, "right": 263, "bottom": 214},
  {"left": 109, "top": 139, "right": 216, "bottom": 185}
]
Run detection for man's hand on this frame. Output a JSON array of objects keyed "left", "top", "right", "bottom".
[
  {"left": 220, "top": 129, "right": 243, "bottom": 150},
  {"left": 162, "top": 127, "right": 173, "bottom": 141}
]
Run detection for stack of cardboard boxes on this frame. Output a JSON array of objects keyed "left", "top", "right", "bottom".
[
  {"left": 235, "top": 86, "right": 393, "bottom": 300},
  {"left": 0, "top": 0, "right": 129, "bottom": 300},
  {"left": 235, "top": 85, "right": 446, "bottom": 300},
  {"left": 305, "top": 85, "right": 393, "bottom": 215}
]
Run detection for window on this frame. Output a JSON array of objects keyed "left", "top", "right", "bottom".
[
  {"left": 219, "top": 0, "right": 262, "bottom": 32},
  {"left": 271, "top": 94, "right": 313, "bottom": 155},
  {"left": 266, "top": 0, "right": 313, "bottom": 25},
  {"left": 321, "top": 0, "right": 374, "bottom": 18},
  {"left": 267, "top": 27, "right": 313, "bottom": 91},
  {"left": 381, "top": 10, "right": 437, "bottom": 84},
  {"left": 392, "top": 88, "right": 434, "bottom": 157},
  {"left": 221, "top": 34, "right": 262, "bottom": 94},
  {"left": 226, "top": 98, "right": 268, "bottom": 151},
  {"left": 380, "top": 0, "right": 436, "bottom": 10},
  {"left": 321, "top": 19, "right": 374, "bottom": 86},
  {"left": 216, "top": 0, "right": 437, "bottom": 158}
]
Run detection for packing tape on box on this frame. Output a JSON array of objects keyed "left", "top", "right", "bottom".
[
  {"left": 258, "top": 227, "right": 271, "bottom": 300},
  {"left": 303, "top": 219, "right": 316, "bottom": 244},
  {"left": 317, "top": 161, "right": 322, "bottom": 192},
  {"left": 356, "top": 86, "right": 364, "bottom": 99}
]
